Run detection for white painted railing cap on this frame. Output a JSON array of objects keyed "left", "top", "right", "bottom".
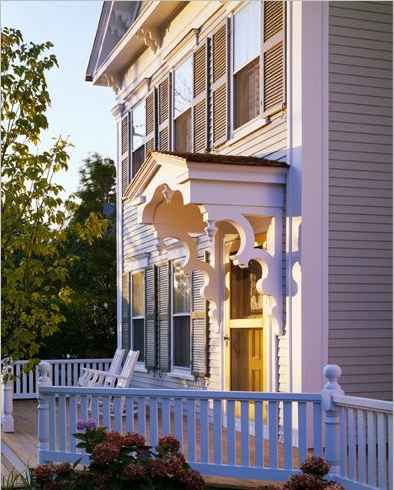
[{"left": 38, "top": 361, "right": 52, "bottom": 387}]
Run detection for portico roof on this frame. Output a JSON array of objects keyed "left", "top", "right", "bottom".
[{"left": 124, "top": 151, "right": 288, "bottom": 334}]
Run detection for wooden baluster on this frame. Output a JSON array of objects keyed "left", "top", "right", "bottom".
[
  {"left": 254, "top": 400, "right": 264, "bottom": 468},
  {"left": 200, "top": 398, "right": 209, "bottom": 464},
  {"left": 58, "top": 395, "right": 66, "bottom": 452},
  {"left": 377, "top": 412, "right": 386, "bottom": 489},
  {"left": 367, "top": 411, "right": 376, "bottom": 487},
  {"left": 138, "top": 398, "right": 146, "bottom": 437},
  {"left": 268, "top": 401, "right": 278, "bottom": 468},
  {"left": 348, "top": 408, "right": 356, "bottom": 480},
  {"left": 29, "top": 371, "right": 34, "bottom": 396},
  {"left": 240, "top": 400, "right": 249, "bottom": 467},
  {"left": 69, "top": 395, "right": 77, "bottom": 452},
  {"left": 339, "top": 407, "right": 347, "bottom": 477},
  {"left": 213, "top": 398, "right": 222, "bottom": 465},
  {"left": 174, "top": 398, "right": 183, "bottom": 450},
  {"left": 283, "top": 401, "right": 292, "bottom": 469},
  {"left": 150, "top": 398, "right": 158, "bottom": 446},
  {"left": 162, "top": 398, "right": 170, "bottom": 436},
  {"left": 187, "top": 399, "right": 196, "bottom": 462},
  {"left": 227, "top": 399, "right": 235, "bottom": 466},
  {"left": 22, "top": 366, "right": 27, "bottom": 396},
  {"left": 67, "top": 363, "right": 72, "bottom": 386},
  {"left": 357, "top": 409, "right": 366, "bottom": 483},
  {"left": 91, "top": 396, "right": 99, "bottom": 427},
  {"left": 15, "top": 363, "right": 21, "bottom": 397},
  {"left": 73, "top": 363, "right": 78, "bottom": 386},
  {"left": 298, "top": 402, "right": 307, "bottom": 463},
  {"left": 114, "top": 396, "right": 122, "bottom": 432},
  {"left": 313, "top": 401, "right": 322, "bottom": 456},
  {"left": 125, "top": 397, "right": 134, "bottom": 432},
  {"left": 103, "top": 396, "right": 111, "bottom": 429}
]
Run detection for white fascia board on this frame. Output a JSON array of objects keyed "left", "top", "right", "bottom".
[
  {"left": 92, "top": 2, "right": 186, "bottom": 86},
  {"left": 183, "top": 163, "right": 288, "bottom": 186}
]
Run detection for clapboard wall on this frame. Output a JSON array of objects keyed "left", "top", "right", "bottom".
[{"left": 328, "top": 1, "right": 393, "bottom": 400}]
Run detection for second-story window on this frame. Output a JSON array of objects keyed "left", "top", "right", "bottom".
[
  {"left": 131, "top": 101, "right": 146, "bottom": 176},
  {"left": 174, "top": 56, "right": 193, "bottom": 152},
  {"left": 233, "top": 2, "right": 261, "bottom": 129},
  {"left": 132, "top": 271, "right": 145, "bottom": 361},
  {"left": 172, "top": 262, "right": 191, "bottom": 369}
]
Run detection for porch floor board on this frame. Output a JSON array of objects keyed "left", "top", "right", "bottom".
[{"left": 2, "top": 400, "right": 296, "bottom": 488}]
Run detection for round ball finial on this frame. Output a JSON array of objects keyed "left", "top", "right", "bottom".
[
  {"left": 38, "top": 361, "right": 51, "bottom": 377},
  {"left": 324, "top": 364, "right": 341, "bottom": 383}
]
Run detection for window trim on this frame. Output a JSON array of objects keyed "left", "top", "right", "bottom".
[
  {"left": 130, "top": 99, "right": 146, "bottom": 179},
  {"left": 170, "top": 260, "right": 192, "bottom": 373},
  {"left": 131, "top": 269, "right": 145, "bottom": 364},
  {"left": 171, "top": 53, "right": 194, "bottom": 152},
  {"left": 231, "top": 1, "right": 262, "bottom": 134}
]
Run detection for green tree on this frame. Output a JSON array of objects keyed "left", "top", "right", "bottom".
[
  {"left": 41, "top": 154, "right": 117, "bottom": 359},
  {"left": 1, "top": 28, "right": 107, "bottom": 370}
]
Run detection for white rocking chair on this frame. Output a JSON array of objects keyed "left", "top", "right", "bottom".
[
  {"left": 88, "top": 349, "right": 140, "bottom": 389},
  {"left": 88, "top": 350, "right": 140, "bottom": 415},
  {"left": 78, "top": 348, "right": 125, "bottom": 387}
]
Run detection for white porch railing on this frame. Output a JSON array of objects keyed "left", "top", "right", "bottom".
[
  {"left": 37, "top": 384, "right": 322, "bottom": 481},
  {"left": 2, "top": 360, "right": 392, "bottom": 489},
  {"left": 12, "top": 358, "right": 112, "bottom": 399},
  {"left": 333, "top": 394, "right": 393, "bottom": 490}
]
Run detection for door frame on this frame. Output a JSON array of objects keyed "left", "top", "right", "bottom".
[{"left": 223, "top": 238, "right": 267, "bottom": 392}]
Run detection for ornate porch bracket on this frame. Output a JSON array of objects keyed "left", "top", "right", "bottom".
[
  {"left": 152, "top": 224, "right": 220, "bottom": 328},
  {"left": 200, "top": 206, "right": 284, "bottom": 334}
]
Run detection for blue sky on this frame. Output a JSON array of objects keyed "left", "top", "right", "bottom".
[{"left": 2, "top": 1, "right": 117, "bottom": 197}]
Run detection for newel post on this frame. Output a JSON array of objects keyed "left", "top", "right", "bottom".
[
  {"left": 37, "top": 361, "right": 52, "bottom": 464},
  {"left": 1, "top": 361, "right": 14, "bottom": 433},
  {"left": 321, "top": 364, "right": 344, "bottom": 474}
]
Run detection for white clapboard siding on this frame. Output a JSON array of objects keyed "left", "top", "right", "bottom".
[{"left": 328, "top": 1, "right": 393, "bottom": 400}]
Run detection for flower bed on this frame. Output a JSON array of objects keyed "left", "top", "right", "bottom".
[{"left": 32, "top": 418, "right": 205, "bottom": 489}]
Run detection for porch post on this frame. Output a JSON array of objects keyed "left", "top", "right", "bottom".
[
  {"left": 321, "top": 364, "right": 343, "bottom": 474},
  {"left": 37, "top": 361, "right": 52, "bottom": 464},
  {"left": 1, "top": 362, "right": 14, "bottom": 433}
]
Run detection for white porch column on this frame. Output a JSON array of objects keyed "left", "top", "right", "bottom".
[
  {"left": 1, "top": 363, "right": 14, "bottom": 433},
  {"left": 288, "top": 0, "right": 329, "bottom": 395}
]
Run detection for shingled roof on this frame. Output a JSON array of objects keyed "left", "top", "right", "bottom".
[{"left": 150, "top": 151, "right": 289, "bottom": 168}]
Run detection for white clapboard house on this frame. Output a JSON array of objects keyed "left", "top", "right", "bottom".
[{"left": 86, "top": 1, "right": 392, "bottom": 401}]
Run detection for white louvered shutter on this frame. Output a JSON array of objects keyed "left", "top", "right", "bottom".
[
  {"left": 262, "top": 1, "right": 286, "bottom": 115},
  {"left": 121, "top": 272, "right": 131, "bottom": 350},
  {"left": 158, "top": 75, "right": 171, "bottom": 152},
  {"left": 193, "top": 40, "right": 209, "bottom": 153},
  {"left": 121, "top": 114, "right": 130, "bottom": 194},
  {"left": 191, "top": 254, "right": 209, "bottom": 379},
  {"left": 145, "top": 90, "right": 157, "bottom": 154},
  {"left": 157, "top": 262, "right": 171, "bottom": 372},
  {"left": 144, "top": 266, "right": 157, "bottom": 370},
  {"left": 212, "top": 22, "right": 229, "bottom": 147}
]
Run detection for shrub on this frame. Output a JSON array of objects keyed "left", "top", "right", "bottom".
[
  {"left": 299, "top": 456, "right": 330, "bottom": 477},
  {"left": 31, "top": 421, "right": 205, "bottom": 490},
  {"left": 283, "top": 456, "right": 344, "bottom": 490}
]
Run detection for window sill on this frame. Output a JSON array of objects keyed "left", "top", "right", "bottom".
[
  {"left": 134, "top": 363, "right": 148, "bottom": 373},
  {"left": 226, "top": 116, "right": 270, "bottom": 147},
  {"left": 167, "top": 369, "right": 194, "bottom": 381}
]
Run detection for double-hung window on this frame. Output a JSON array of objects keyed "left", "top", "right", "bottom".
[
  {"left": 132, "top": 271, "right": 145, "bottom": 361},
  {"left": 173, "top": 56, "right": 193, "bottom": 152},
  {"left": 131, "top": 101, "right": 146, "bottom": 177},
  {"left": 233, "top": 1, "right": 261, "bottom": 129},
  {"left": 172, "top": 261, "right": 191, "bottom": 369}
]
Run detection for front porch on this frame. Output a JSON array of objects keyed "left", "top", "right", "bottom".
[
  {"left": 2, "top": 399, "right": 294, "bottom": 489},
  {"left": 2, "top": 360, "right": 393, "bottom": 489}
]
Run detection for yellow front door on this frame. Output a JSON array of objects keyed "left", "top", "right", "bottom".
[{"left": 225, "top": 240, "right": 266, "bottom": 393}]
